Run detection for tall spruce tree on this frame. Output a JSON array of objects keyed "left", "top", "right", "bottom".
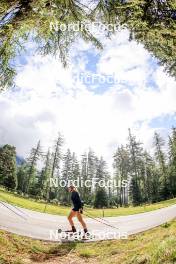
[
  {"left": 25, "top": 140, "right": 42, "bottom": 194},
  {"left": 51, "top": 133, "right": 64, "bottom": 178},
  {"left": 0, "top": 144, "right": 17, "bottom": 190},
  {"left": 153, "top": 132, "right": 170, "bottom": 200},
  {"left": 61, "top": 148, "right": 73, "bottom": 203},
  {"left": 127, "top": 129, "right": 143, "bottom": 206},
  {"left": 80, "top": 152, "right": 88, "bottom": 203},
  {"left": 39, "top": 149, "right": 51, "bottom": 199},
  {"left": 17, "top": 163, "right": 28, "bottom": 193},
  {"left": 94, "top": 187, "right": 108, "bottom": 208},
  {"left": 72, "top": 152, "right": 80, "bottom": 186},
  {"left": 168, "top": 127, "right": 176, "bottom": 196},
  {"left": 87, "top": 149, "right": 97, "bottom": 200},
  {"left": 49, "top": 133, "right": 64, "bottom": 200},
  {"left": 94, "top": 156, "right": 108, "bottom": 208},
  {"left": 113, "top": 145, "right": 130, "bottom": 206},
  {"left": 141, "top": 151, "right": 159, "bottom": 203}
]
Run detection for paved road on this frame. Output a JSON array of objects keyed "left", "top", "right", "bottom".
[{"left": 0, "top": 202, "right": 176, "bottom": 242}]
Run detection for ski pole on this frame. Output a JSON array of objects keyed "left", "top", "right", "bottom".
[
  {"left": 0, "top": 201, "right": 28, "bottom": 221},
  {"left": 0, "top": 193, "right": 29, "bottom": 218},
  {"left": 83, "top": 211, "right": 119, "bottom": 231},
  {"left": 84, "top": 208, "right": 111, "bottom": 224}
]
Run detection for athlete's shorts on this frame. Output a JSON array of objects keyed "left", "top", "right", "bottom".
[{"left": 72, "top": 207, "right": 81, "bottom": 212}]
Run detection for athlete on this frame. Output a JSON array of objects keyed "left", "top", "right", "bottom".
[{"left": 67, "top": 185, "right": 88, "bottom": 234}]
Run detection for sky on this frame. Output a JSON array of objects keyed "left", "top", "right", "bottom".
[{"left": 0, "top": 29, "right": 176, "bottom": 169}]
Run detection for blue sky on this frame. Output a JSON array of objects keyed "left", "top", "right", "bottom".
[
  {"left": 0, "top": 29, "right": 176, "bottom": 168},
  {"left": 149, "top": 115, "right": 176, "bottom": 130}
]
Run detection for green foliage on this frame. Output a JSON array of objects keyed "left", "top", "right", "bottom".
[
  {"left": 17, "top": 164, "right": 28, "bottom": 193},
  {"left": 113, "top": 127, "right": 176, "bottom": 207},
  {"left": 94, "top": 187, "right": 108, "bottom": 208},
  {"left": 168, "top": 127, "right": 176, "bottom": 196},
  {"left": 130, "top": 178, "right": 142, "bottom": 206},
  {"left": 25, "top": 140, "right": 42, "bottom": 194},
  {"left": 0, "top": 127, "right": 176, "bottom": 207},
  {"left": 113, "top": 145, "right": 130, "bottom": 206},
  {"left": 127, "top": 128, "right": 144, "bottom": 205},
  {"left": 60, "top": 149, "right": 80, "bottom": 203},
  {"left": 107, "top": 0, "right": 176, "bottom": 77},
  {"left": 0, "top": 0, "right": 176, "bottom": 90},
  {"left": 0, "top": 144, "right": 17, "bottom": 190},
  {"left": 153, "top": 132, "right": 170, "bottom": 200},
  {"left": 0, "top": 0, "right": 102, "bottom": 90},
  {"left": 38, "top": 149, "right": 52, "bottom": 198},
  {"left": 51, "top": 133, "right": 64, "bottom": 178}
]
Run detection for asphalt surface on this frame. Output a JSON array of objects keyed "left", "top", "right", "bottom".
[{"left": 0, "top": 202, "right": 176, "bottom": 242}]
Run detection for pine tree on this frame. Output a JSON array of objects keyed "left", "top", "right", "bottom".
[
  {"left": 17, "top": 164, "right": 28, "bottom": 193},
  {"left": 62, "top": 149, "right": 73, "bottom": 182},
  {"left": 39, "top": 149, "right": 51, "bottom": 199},
  {"left": 80, "top": 152, "right": 88, "bottom": 203},
  {"left": 168, "top": 127, "right": 176, "bottom": 196},
  {"left": 95, "top": 157, "right": 108, "bottom": 186},
  {"left": 71, "top": 152, "right": 81, "bottom": 192},
  {"left": 87, "top": 149, "right": 97, "bottom": 200},
  {"left": 25, "top": 140, "right": 42, "bottom": 194},
  {"left": 0, "top": 144, "right": 17, "bottom": 190},
  {"left": 113, "top": 145, "right": 130, "bottom": 206},
  {"left": 94, "top": 156, "right": 108, "bottom": 208},
  {"left": 49, "top": 133, "right": 64, "bottom": 201},
  {"left": 51, "top": 133, "right": 64, "bottom": 178},
  {"left": 60, "top": 148, "right": 73, "bottom": 204},
  {"left": 142, "top": 151, "right": 159, "bottom": 203},
  {"left": 94, "top": 188, "right": 108, "bottom": 208},
  {"left": 153, "top": 132, "right": 170, "bottom": 200},
  {"left": 127, "top": 129, "right": 143, "bottom": 206},
  {"left": 80, "top": 150, "right": 100, "bottom": 204}
]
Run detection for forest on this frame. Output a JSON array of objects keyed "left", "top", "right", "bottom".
[
  {"left": 0, "top": 127, "right": 176, "bottom": 208},
  {"left": 0, "top": 0, "right": 176, "bottom": 208}
]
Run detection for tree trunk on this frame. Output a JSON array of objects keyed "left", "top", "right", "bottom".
[{"left": 0, "top": 0, "right": 32, "bottom": 28}]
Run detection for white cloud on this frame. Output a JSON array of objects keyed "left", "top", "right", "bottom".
[
  {"left": 0, "top": 30, "right": 176, "bottom": 171},
  {"left": 96, "top": 30, "right": 151, "bottom": 87}
]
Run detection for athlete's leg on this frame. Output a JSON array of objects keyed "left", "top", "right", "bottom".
[
  {"left": 68, "top": 210, "right": 77, "bottom": 231},
  {"left": 76, "top": 212, "right": 87, "bottom": 230}
]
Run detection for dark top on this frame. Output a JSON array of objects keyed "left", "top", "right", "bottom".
[{"left": 71, "top": 191, "right": 82, "bottom": 210}]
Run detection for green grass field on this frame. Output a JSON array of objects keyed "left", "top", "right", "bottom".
[
  {"left": 0, "top": 188, "right": 176, "bottom": 217},
  {"left": 0, "top": 220, "right": 176, "bottom": 264}
]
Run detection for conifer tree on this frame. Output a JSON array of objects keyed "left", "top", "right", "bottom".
[
  {"left": 168, "top": 127, "right": 176, "bottom": 196},
  {"left": 127, "top": 129, "right": 143, "bottom": 205},
  {"left": 153, "top": 132, "right": 170, "bottom": 200},
  {"left": 39, "top": 149, "right": 51, "bottom": 199},
  {"left": 25, "top": 140, "right": 42, "bottom": 194},
  {"left": 0, "top": 144, "right": 17, "bottom": 190},
  {"left": 113, "top": 145, "right": 130, "bottom": 206}
]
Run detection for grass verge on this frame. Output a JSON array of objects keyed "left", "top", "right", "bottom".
[
  {"left": 0, "top": 188, "right": 176, "bottom": 217},
  {"left": 0, "top": 220, "right": 176, "bottom": 264}
]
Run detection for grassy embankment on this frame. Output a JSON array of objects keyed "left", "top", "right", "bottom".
[
  {"left": 0, "top": 188, "right": 176, "bottom": 217},
  {"left": 0, "top": 220, "right": 176, "bottom": 264}
]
